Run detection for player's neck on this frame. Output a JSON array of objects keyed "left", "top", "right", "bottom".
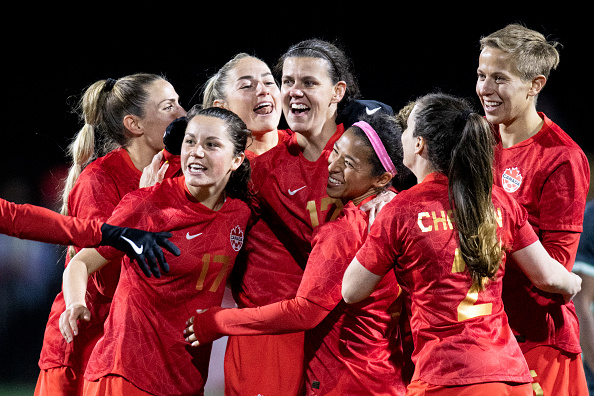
[
  {"left": 499, "top": 109, "right": 544, "bottom": 149},
  {"left": 186, "top": 183, "right": 227, "bottom": 211},
  {"left": 296, "top": 119, "right": 338, "bottom": 161},
  {"left": 249, "top": 129, "right": 279, "bottom": 156},
  {"left": 126, "top": 140, "right": 160, "bottom": 172}
]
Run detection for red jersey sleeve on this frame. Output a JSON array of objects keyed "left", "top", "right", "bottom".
[
  {"left": 355, "top": 198, "right": 401, "bottom": 277},
  {"left": 192, "top": 298, "right": 329, "bottom": 344},
  {"left": 296, "top": 202, "right": 368, "bottom": 310},
  {"left": 537, "top": 149, "right": 590, "bottom": 233},
  {"left": 511, "top": 219, "right": 540, "bottom": 252},
  {"left": 0, "top": 198, "right": 103, "bottom": 246}
]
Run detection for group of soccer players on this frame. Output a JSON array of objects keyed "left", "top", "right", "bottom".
[{"left": 0, "top": 22, "right": 588, "bottom": 396}]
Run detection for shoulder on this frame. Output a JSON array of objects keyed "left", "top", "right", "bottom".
[
  {"left": 79, "top": 148, "right": 139, "bottom": 184},
  {"left": 316, "top": 203, "right": 367, "bottom": 240},
  {"left": 537, "top": 115, "right": 587, "bottom": 158}
]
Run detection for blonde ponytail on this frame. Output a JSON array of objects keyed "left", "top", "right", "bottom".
[
  {"left": 60, "top": 123, "right": 95, "bottom": 215},
  {"left": 60, "top": 79, "right": 107, "bottom": 216}
]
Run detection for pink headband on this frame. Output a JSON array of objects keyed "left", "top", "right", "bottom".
[{"left": 352, "top": 121, "right": 397, "bottom": 176}]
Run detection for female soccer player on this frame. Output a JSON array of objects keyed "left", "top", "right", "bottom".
[
  {"left": 476, "top": 24, "right": 590, "bottom": 395},
  {"left": 223, "top": 38, "right": 366, "bottom": 395},
  {"left": 35, "top": 73, "right": 186, "bottom": 395},
  {"left": 342, "top": 93, "right": 582, "bottom": 395},
  {"left": 185, "top": 114, "right": 411, "bottom": 395},
  {"left": 59, "top": 106, "right": 252, "bottom": 396},
  {"left": 143, "top": 53, "right": 289, "bottom": 184},
  {"left": 202, "top": 52, "right": 289, "bottom": 159}
]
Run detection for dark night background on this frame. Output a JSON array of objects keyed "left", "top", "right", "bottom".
[{"left": 0, "top": 11, "right": 591, "bottom": 395}]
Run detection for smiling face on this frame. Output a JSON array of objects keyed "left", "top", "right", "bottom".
[
  {"left": 281, "top": 56, "right": 343, "bottom": 135},
  {"left": 476, "top": 47, "right": 537, "bottom": 128},
  {"left": 138, "top": 79, "right": 186, "bottom": 152},
  {"left": 181, "top": 115, "right": 244, "bottom": 200},
  {"left": 219, "top": 57, "right": 282, "bottom": 135},
  {"left": 327, "top": 128, "right": 386, "bottom": 205}
]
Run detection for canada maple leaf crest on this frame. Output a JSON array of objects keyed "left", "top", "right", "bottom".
[
  {"left": 501, "top": 167, "right": 522, "bottom": 193},
  {"left": 230, "top": 225, "right": 244, "bottom": 252}
]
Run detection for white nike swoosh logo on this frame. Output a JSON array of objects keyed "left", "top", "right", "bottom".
[
  {"left": 288, "top": 186, "right": 306, "bottom": 195},
  {"left": 121, "top": 236, "right": 143, "bottom": 255},
  {"left": 186, "top": 232, "right": 203, "bottom": 240},
  {"left": 366, "top": 106, "right": 381, "bottom": 115}
]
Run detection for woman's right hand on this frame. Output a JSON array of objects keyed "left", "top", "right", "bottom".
[
  {"left": 563, "top": 272, "right": 582, "bottom": 304},
  {"left": 59, "top": 304, "right": 91, "bottom": 343},
  {"left": 139, "top": 150, "right": 169, "bottom": 188}
]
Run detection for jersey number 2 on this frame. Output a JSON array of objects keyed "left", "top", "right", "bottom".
[{"left": 452, "top": 248, "right": 492, "bottom": 321}]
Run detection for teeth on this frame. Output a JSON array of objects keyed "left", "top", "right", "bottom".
[
  {"left": 254, "top": 102, "right": 273, "bottom": 115},
  {"left": 291, "top": 104, "right": 308, "bottom": 110},
  {"left": 328, "top": 176, "right": 342, "bottom": 184},
  {"left": 189, "top": 164, "right": 205, "bottom": 171},
  {"left": 485, "top": 101, "right": 501, "bottom": 107},
  {"left": 255, "top": 102, "right": 272, "bottom": 110}
]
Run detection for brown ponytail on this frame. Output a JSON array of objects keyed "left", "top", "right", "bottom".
[{"left": 413, "top": 93, "right": 502, "bottom": 291}]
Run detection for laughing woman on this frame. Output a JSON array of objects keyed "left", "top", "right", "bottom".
[
  {"left": 59, "top": 107, "right": 252, "bottom": 396},
  {"left": 185, "top": 113, "right": 412, "bottom": 395},
  {"left": 342, "top": 93, "right": 581, "bottom": 396}
]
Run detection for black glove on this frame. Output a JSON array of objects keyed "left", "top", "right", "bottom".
[
  {"left": 100, "top": 223, "right": 181, "bottom": 278},
  {"left": 163, "top": 116, "right": 188, "bottom": 155},
  {"left": 336, "top": 99, "right": 394, "bottom": 129}
]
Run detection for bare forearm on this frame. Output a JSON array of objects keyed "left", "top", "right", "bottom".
[
  {"left": 513, "top": 241, "right": 581, "bottom": 300},
  {"left": 63, "top": 248, "right": 109, "bottom": 308}
]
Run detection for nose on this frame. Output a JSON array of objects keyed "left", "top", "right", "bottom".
[
  {"left": 327, "top": 153, "right": 343, "bottom": 173},
  {"left": 285, "top": 83, "right": 303, "bottom": 99},
  {"left": 255, "top": 81, "right": 270, "bottom": 96},
  {"left": 477, "top": 77, "right": 494, "bottom": 97},
  {"left": 176, "top": 104, "right": 187, "bottom": 118},
  {"left": 190, "top": 143, "right": 205, "bottom": 158}
]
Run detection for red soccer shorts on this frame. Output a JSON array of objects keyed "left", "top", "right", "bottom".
[
  {"left": 34, "top": 367, "right": 84, "bottom": 396},
  {"left": 83, "top": 375, "right": 151, "bottom": 396},
  {"left": 524, "top": 345, "right": 588, "bottom": 396},
  {"left": 407, "top": 380, "right": 532, "bottom": 395},
  {"left": 224, "top": 332, "right": 305, "bottom": 396}
]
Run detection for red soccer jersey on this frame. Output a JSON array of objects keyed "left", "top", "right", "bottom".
[
  {"left": 356, "top": 173, "right": 538, "bottom": 386},
  {"left": 233, "top": 125, "right": 345, "bottom": 308},
  {"left": 494, "top": 113, "right": 590, "bottom": 355},
  {"left": 0, "top": 198, "right": 102, "bottom": 246},
  {"left": 86, "top": 176, "right": 251, "bottom": 396},
  {"left": 38, "top": 148, "right": 141, "bottom": 373},
  {"left": 194, "top": 199, "right": 407, "bottom": 395},
  {"left": 301, "top": 200, "right": 406, "bottom": 395}
]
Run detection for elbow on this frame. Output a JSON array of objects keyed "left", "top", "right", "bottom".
[{"left": 341, "top": 285, "right": 362, "bottom": 305}]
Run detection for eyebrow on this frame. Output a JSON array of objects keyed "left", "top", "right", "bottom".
[
  {"left": 237, "top": 72, "right": 274, "bottom": 81},
  {"left": 333, "top": 143, "right": 359, "bottom": 164},
  {"left": 157, "top": 97, "right": 177, "bottom": 106}
]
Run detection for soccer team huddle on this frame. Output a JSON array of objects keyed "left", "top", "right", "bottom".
[{"left": 8, "top": 23, "right": 588, "bottom": 396}]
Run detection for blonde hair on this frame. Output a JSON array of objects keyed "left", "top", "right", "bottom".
[
  {"left": 480, "top": 23, "right": 561, "bottom": 81},
  {"left": 201, "top": 53, "right": 256, "bottom": 109},
  {"left": 60, "top": 73, "right": 165, "bottom": 216}
]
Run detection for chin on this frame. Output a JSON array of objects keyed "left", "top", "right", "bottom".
[{"left": 326, "top": 186, "right": 342, "bottom": 199}]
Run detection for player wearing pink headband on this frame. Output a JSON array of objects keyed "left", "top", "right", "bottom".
[
  {"left": 352, "top": 120, "right": 397, "bottom": 176},
  {"left": 185, "top": 113, "right": 415, "bottom": 394}
]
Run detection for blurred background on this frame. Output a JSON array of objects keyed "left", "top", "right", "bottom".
[{"left": 1, "top": 10, "right": 591, "bottom": 396}]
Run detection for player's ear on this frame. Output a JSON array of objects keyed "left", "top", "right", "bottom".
[
  {"left": 230, "top": 152, "right": 245, "bottom": 172},
  {"left": 528, "top": 75, "right": 546, "bottom": 97}
]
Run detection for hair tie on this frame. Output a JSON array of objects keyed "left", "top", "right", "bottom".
[
  {"left": 461, "top": 109, "right": 473, "bottom": 121},
  {"left": 104, "top": 78, "right": 117, "bottom": 92},
  {"left": 352, "top": 121, "right": 397, "bottom": 176}
]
